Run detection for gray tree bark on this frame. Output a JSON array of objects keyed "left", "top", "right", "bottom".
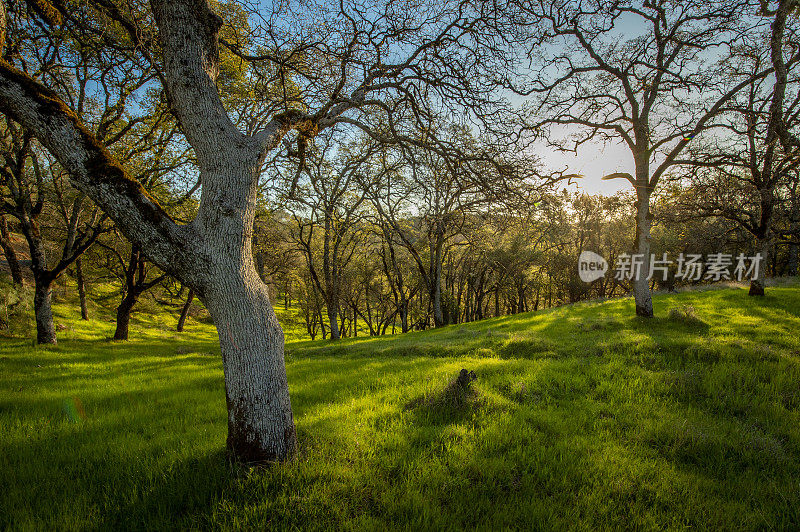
[
  {"left": 632, "top": 183, "right": 654, "bottom": 317},
  {"left": 33, "top": 275, "right": 56, "bottom": 344}
]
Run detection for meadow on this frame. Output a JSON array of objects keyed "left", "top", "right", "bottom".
[{"left": 1, "top": 284, "right": 799, "bottom": 530}]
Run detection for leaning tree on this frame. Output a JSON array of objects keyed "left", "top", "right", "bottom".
[{"left": 0, "top": 0, "right": 526, "bottom": 461}]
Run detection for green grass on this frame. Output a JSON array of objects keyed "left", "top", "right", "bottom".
[{"left": 2, "top": 285, "right": 800, "bottom": 529}]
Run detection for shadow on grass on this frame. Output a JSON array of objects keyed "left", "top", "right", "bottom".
[{"left": 0, "top": 405, "right": 231, "bottom": 529}]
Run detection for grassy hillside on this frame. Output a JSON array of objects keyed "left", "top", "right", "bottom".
[
  {"left": 1, "top": 285, "right": 799, "bottom": 529},
  {"left": 0, "top": 277, "right": 310, "bottom": 343}
]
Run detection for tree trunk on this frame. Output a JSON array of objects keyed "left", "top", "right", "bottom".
[
  {"left": 431, "top": 256, "right": 445, "bottom": 327},
  {"left": 749, "top": 237, "right": 771, "bottom": 296},
  {"left": 203, "top": 268, "right": 296, "bottom": 463},
  {"left": 400, "top": 296, "right": 409, "bottom": 333},
  {"left": 113, "top": 291, "right": 137, "bottom": 340},
  {"left": 788, "top": 242, "right": 798, "bottom": 276},
  {"left": 75, "top": 257, "right": 89, "bottom": 320},
  {"left": 326, "top": 300, "right": 341, "bottom": 340},
  {"left": 632, "top": 189, "right": 654, "bottom": 317},
  {"left": 192, "top": 151, "right": 297, "bottom": 462},
  {"left": 0, "top": 216, "right": 23, "bottom": 285},
  {"left": 177, "top": 288, "right": 194, "bottom": 332},
  {"left": 432, "top": 280, "right": 445, "bottom": 327},
  {"left": 33, "top": 276, "right": 56, "bottom": 344}
]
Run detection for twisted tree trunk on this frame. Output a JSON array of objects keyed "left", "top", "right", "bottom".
[
  {"left": 113, "top": 290, "right": 137, "bottom": 340},
  {"left": 201, "top": 227, "right": 296, "bottom": 462}
]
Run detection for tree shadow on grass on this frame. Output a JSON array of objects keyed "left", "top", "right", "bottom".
[
  {"left": 0, "top": 402, "right": 232, "bottom": 530},
  {"left": 100, "top": 448, "right": 231, "bottom": 530},
  {"left": 402, "top": 371, "right": 485, "bottom": 427}
]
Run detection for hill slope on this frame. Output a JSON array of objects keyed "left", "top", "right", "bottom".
[{"left": 1, "top": 286, "right": 799, "bottom": 529}]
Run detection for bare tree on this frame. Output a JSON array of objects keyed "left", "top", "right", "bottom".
[
  {"left": 512, "top": 0, "right": 774, "bottom": 315},
  {"left": 672, "top": 0, "right": 800, "bottom": 295},
  {"left": 287, "top": 133, "right": 372, "bottom": 340}
]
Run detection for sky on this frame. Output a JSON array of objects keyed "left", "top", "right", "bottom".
[{"left": 535, "top": 138, "right": 633, "bottom": 196}]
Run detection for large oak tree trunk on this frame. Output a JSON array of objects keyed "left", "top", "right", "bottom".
[
  {"left": 193, "top": 150, "right": 297, "bottom": 461},
  {"left": 203, "top": 265, "right": 296, "bottom": 462}
]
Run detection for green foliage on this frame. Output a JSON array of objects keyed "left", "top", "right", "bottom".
[{"left": 2, "top": 285, "right": 800, "bottom": 529}]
